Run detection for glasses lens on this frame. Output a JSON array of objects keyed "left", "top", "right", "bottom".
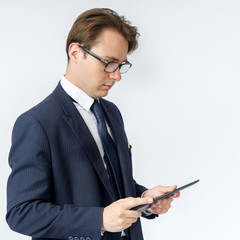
[
  {"left": 105, "top": 62, "right": 132, "bottom": 74},
  {"left": 119, "top": 63, "right": 131, "bottom": 74},
  {"left": 105, "top": 63, "right": 119, "bottom": 73}
]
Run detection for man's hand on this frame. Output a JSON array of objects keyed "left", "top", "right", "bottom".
[
  {"left": 102, "top": 197, "right": 153, "bottom": 232},
  {"left": 143, "top": 185, "right": 180, "bottom": 215}
]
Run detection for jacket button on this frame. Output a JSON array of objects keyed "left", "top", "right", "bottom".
[
  {"left": 80, "top": 238, "right": 85, "bottom": 240},
  {"left": 86, "top": 238, "right": 91, "bottom": 240},
  {"left": 74, "top": 237, "right": 80, "bottom": 240},
  {"left": 68, "top": 237, "right": 74, "bottom": 240}
]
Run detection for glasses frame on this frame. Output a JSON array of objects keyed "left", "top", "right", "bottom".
[{"left": 77, "top": 44, "right": 132, "bottom": 74}]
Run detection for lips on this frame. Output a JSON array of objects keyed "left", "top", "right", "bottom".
[{"left": 103, "top": 84, "right": 113, "bottom": 89}]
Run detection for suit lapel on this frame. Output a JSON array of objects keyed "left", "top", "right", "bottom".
[
  {"left": 100, "top": 100, "right": 134, "bottom": 197},
  {"left": 52, "top": 83, "right": 116, "bottom": 200}
]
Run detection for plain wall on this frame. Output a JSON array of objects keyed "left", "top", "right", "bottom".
[{"left": 1, "top": 0, "right": 240, "bottom": 239}]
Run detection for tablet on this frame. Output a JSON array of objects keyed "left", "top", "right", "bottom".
[{"left": 131, "top": 179, "right": 200, "bottom": 212}]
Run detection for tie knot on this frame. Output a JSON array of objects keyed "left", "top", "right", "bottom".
[{"left": 91, "top": 99, "right": 104, "bottom": 120}]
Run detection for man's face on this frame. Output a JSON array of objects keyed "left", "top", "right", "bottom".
[{"left": 73, "top": 28, "right": 129, "bottom": 99}]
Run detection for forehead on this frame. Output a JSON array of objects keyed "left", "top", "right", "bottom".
[{"left": 91, "top": 28, "right": 128, "bottom": 61}]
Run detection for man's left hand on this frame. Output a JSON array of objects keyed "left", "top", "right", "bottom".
[{"left": 143, "top": 185, "right": 180, "bottom": 215}]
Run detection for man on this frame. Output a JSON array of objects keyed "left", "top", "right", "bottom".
[{"left": 6, "top": 8, "right": 179, "bottom": 240}]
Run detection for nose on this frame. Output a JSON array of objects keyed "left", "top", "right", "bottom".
[{"left": 109, "top": 68, "right": 122, "bottom": 82}]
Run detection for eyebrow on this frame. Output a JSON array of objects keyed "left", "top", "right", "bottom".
[{"left": 103, "top": 56, "right": 128, "bottom": 63}]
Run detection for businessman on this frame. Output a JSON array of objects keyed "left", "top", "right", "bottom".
[{"left": 6, "top": 8, "right": 180, "bottom": 240}]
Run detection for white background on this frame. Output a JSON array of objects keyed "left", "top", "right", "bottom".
[{"left": 1, "top": 0, "right": 240, "bottom": 239}]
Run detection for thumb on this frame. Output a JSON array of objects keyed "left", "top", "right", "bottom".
[
  {"left": 159, "top": 185, "right": 177, "bottom": 193},
  {"left": 169, "top": 185, "right": 177, "bottom": 190}
]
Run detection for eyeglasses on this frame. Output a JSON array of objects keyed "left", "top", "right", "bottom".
[{"left": 78, "top": 44, "right": 132, "bottom": 74}]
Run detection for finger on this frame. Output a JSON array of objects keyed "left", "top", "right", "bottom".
[
  {"left": 150, "top": 200, "right": 172, "bottom": 211},
  {"left": 124, "top": 211, "right": 141, "bottom": 224},
  {"left": 148, "top": 206, "right": 170, "bottom": 215},
  {"left": 127, "top": 210, "right": 141, "bottom": 219},
  {"left": 146, "top": 207, "right": 161, "bottom": 214},
  {"left": 156, "top": 185, "right": 177, "bottom": 192},
  {"left": 155, "top": 196, "right": 173, "bottom": 206},
  {"left": 163, "top": 185, "right": 177, "bottom": 192},
  {"left": 164, "top": 196, "right": 174, "bottom": 204},
  {"left": 151, "top": 202, "right": 169, "bottom": 210},
  {"left": 125, "top": 215, "right": 140, "bottom": 224},
  {"left": 121, "top": 197, "right": 153, "bottom": 209},
  {"left": 173, "top": 192, "right": 180, "bottom": 198},
  {"left": 153, "top": 202, "right": 171, "bottom": 210}
]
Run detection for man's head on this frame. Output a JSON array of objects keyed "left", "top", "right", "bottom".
[
  {"left": 65, "top": 8, "right": 139, "bottom": 99},
  {"left": 66, "top": 8, "right": 139, "bottom": 60}
]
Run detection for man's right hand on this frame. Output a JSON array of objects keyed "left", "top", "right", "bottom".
[{"left": 102, "top": 197, "right": 153, "bottom": 232}]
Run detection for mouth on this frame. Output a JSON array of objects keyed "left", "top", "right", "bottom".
[{"left": 103, "top": 84, "right": 114, "bottom": 89}]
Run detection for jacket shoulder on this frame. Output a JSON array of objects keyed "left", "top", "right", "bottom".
[{"left": 19, "top": 94, "right": 60, "bottom": 121}]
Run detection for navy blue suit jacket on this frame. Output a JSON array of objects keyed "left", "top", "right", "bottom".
[{"left": 6, "top": 83, "right": 155, "bottom": 240}]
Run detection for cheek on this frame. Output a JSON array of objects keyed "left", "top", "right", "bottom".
[
  {"left": 84, "top": 72, "right": 106, "bottom": 91},
  {"left": 92, "top": 68, "right": 108, "bottom": 84},
  {"left": 82, "top": 59, "right": 108, "bottom": 85}
]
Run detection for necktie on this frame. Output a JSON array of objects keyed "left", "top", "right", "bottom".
[{"left": 91, "top": 99, "right": 124, "bottom": 198}]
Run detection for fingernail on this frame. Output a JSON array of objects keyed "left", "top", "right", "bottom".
[{"left": 148, "top": 198, "right": 153, "bottom": 203}]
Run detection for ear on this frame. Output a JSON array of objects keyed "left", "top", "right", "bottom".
[{"left": 68, "top": 43, "right": 82, "bottom": 63}]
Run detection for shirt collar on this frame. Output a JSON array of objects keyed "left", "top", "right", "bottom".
[{"left": 60, "top": 76, "right": 94, "bottom": 111}]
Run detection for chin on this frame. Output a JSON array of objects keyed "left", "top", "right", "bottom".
[{"left": 97, "top": 91, "right": 109, "bottom": 98}]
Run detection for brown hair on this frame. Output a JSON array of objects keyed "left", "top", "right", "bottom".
[{"left": 66, "top": 8, "right": 139, "bottom": 60}]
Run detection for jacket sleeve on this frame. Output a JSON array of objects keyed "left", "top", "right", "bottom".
[{"left": 6, "top": 113, "right": 103, "bottom": 240}]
